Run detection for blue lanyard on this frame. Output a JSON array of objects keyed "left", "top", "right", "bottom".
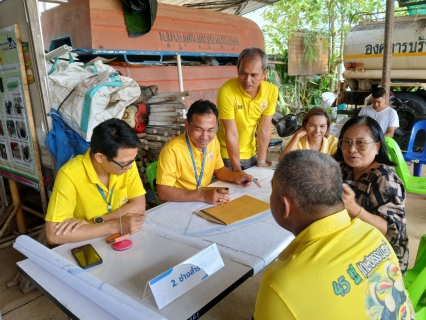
[
  {"left": 185, "top": 132, "right": 206, "bottom": 190},
  {"left": 96, "top": 185, "right": 114, "bottom": 212}
]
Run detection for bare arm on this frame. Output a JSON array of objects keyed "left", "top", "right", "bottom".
[
  {"left": 278, "top": 129, "right": 307, "bottom": 160},
  {"left": 45, "top": 213, "right": 145, "bottom": 245},
  {"left": 385, "top": 127, "right": 397, "bottom": 138},
  {"left": 256, "top": 115, "right": 272, "bottom": 166},
  {"left": 214, "top": 167, "right": 261, "bottom": 187},
  {"left": 157, "top": 184, "right": 230, "bottom": 204},
  {"left": 51, "top": 196, "right": 145, "bottom": 240},
  {"left": 342, "top": 184, "right": 388, "bottom": 235},
  {"left": 222, "top": 119, "right": 242, "bottom": 172}
]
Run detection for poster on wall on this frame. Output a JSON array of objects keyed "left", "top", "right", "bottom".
[{"left": 0, "top": 25, "right": 39, "bottom": 190}]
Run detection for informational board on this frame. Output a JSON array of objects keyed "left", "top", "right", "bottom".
[
  {"left": 0, "top": 25, "right": 40, "bottom": 190},
  {"left": 288, "top": 31, "right": 329, "bottom": 76}
]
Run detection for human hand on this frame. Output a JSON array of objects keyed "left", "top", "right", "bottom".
[
  {"left": 296, "top": 128, "right": 308, "bottom": 138},
  {"left": 120, "top": 213, "right": 146, "bottom": 235},
  {"left": 256, "top": 160, "right": 272, "bottom": 167},
  {"left": 342, "top": 184, "right": 361, "bottom": 218},
  {"left": 54, "top": 218, "right": 89, "bottom": 235},
  {"left": 202, "top": 188, "right": 231, "bottom": 205},
  {"left": 235, "top": 173, "right": 262, "bottom": 188}
]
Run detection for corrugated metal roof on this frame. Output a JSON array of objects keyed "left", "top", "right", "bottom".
[{"left": 158, "top": 0, "right": 277, "bottom": 15}]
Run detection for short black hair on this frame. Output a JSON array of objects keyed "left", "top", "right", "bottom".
[
  {"left": 275, "top": 150, "right": 343, "bottom": 215},
  {"left": 333, "top": 116, "right": 395, "bottom": 166},
  {"left": 237, "top": 47, "right": 268, "bottom": 71},
  {"left": 372, "top": 87, "right": 386, "bottom": 99},
  {"left": 90, "top": 118, "right": 141, "bottom": 158},
  {"left": 186, "top": 100, "right": 218, "bottom": 123}
]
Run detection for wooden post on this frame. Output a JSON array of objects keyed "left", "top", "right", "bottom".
[{"left": 8, "top": 180, "right": 26, "bottom": 234}]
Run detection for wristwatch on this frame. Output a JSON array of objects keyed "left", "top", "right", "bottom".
[
  {"left": 257, "top": 159, "right": 266, "bottom": 164},
  {"left": 93, "top": 216, "right": 104, "bottom": 224}
]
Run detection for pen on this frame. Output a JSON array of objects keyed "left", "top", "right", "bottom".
[
  {"left": 118, "top": 196, "right": 122, "bottom": 236},
  {"left": 242, "top": 178, "right": 258, "bottom": 185}
]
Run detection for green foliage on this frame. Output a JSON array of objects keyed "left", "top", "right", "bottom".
[
  {"left": 267, "top": 53, "right": 332, "bottom": 115},
  {"left": 262, "top": 0, "right": 386, "bottom": 109}
]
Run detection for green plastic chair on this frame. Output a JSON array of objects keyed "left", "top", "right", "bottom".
[
  {"left": 385, "top": 137, "right": 426, "bottom": 194},
  {"left": 146, "top": 161, "right": 158, "bottom": 205},
  {"left": 404, "top": 235, "right": 426, "bottom": 318},
  {"left": 405, "top": 235, "right": 426, "bottom": 289}
]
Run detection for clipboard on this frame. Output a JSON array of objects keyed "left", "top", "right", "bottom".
[{"left": 195, "top": 195, "right": 270, "bottom": 225}]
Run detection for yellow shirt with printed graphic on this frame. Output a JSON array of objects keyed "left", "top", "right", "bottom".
[
  {"left": 45, "top": 149, "right": 146, "bottom": 222},
  {"left": 157, "top": 132, "right": 224, "bottom": 190},
  {"left": 296, "top": 134, "right": 338, "bottom": 156},
  {"left": 254, "top": 210, "right": 414, "bottom": 320},
  {"left": 217, "top": 78, "right": 278, "bottom": 159}
]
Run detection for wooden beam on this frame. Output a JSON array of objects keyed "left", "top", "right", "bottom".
[{"left": 38, "top": 0, "right": 68, "bottom": 3}]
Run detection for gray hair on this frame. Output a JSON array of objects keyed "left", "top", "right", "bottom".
[
  {"left": 237, "top": 47, "right": 268, "bottom": 71},
  {"left": 275, "top": 150, "right": 343, "bottom": 215}
]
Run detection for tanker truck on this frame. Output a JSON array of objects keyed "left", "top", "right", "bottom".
[{"left": 337, "top": 13, "right": 426, "bottom": 149}]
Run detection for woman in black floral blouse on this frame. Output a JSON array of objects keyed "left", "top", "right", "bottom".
[{"left": 334, "top": 116, "right": 409, "bottom": 275}]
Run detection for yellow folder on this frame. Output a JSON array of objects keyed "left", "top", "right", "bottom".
[{"left": 195, "top": 195, "right": 270, "bottom": 225}]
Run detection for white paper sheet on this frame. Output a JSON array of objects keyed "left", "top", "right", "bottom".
[{"left": 13, "top": 235, "right": 165, "bottom": 320}]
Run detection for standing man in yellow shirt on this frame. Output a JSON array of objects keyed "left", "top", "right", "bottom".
[
  {"left": 254, "top": 150, "right": 414, "bottom": 320},
  {"left": 45, "top": 119, "right": 146, "bottom": 245},
  {"left": 217, "top": 47, "right": 278, "bottom": 172},
  {"left": 157, "top": 100, "right": 260, "bottom": 204}
]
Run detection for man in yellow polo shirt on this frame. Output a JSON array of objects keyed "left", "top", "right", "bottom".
[
  {"left": 254, "top": 150, "right": 414, "bottom": 320},
  {"left": 45, "top": 119, "right": 146, "bottom": 244},
  {"left": 157, "top": 100, "right": 260, "bottom": 204},
  {"left": 217, "top": 47, "right": 278, "bottom": 172}
]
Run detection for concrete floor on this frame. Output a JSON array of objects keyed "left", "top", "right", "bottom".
[{"left": 0, "top": 148, "right": 425, "bottom": 319}]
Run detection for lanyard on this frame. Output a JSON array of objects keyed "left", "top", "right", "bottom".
[
  {"left": 185, "top": 132, "right": 206, "bottom": 190},
  {"left": 96, "top": 184, "right": 114, "bottom": 212}
]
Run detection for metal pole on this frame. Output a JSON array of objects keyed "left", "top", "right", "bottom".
[
  {"left": 382, "top": 0, "right": 395, "bottom": 100},
  {"left": 176, "top": 54, "right": 184, "bottom": 92}
]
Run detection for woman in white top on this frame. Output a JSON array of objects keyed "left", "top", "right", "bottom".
[{"left": 278, "top": 107, "right": 338, "bottom": 160}]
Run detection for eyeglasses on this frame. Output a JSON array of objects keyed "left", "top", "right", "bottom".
[
  {"left": 107, "top": 157, "right": 136, "bottom": 170},
  {"left": 338, "top": 139, "right": 377, "bottom": 151}
]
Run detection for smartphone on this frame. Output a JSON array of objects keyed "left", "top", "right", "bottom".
[{"left": 71, "top": 244, "right": 103, "bottom": 269}]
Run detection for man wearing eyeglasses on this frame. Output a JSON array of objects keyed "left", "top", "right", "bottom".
[{"left": 45, "top": 119, "right": 146, "bottom": 244}]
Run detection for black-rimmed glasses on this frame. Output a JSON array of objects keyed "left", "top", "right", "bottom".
[{"left": 107, "top": 157, "right": 136, "bottom": 170}]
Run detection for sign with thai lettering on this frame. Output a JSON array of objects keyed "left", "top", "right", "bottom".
[
  {"left": 148, "top": 243, "right": 224, "bottom": 309},
  {"left": 288, "top": 31, "right": 328, "bottom": 76},
  {"left": 0, "top": 25, "right": 40, "bottom": 190}
]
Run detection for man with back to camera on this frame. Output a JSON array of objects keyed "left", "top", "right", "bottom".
[
  {"left": 216, "top": 47, "right": 278, "bottom": 172},
  {"left": 156, "top": 99, "right": 260, "bottom": 205},
  {"left": 45, "top": 118, "right": 146, "bottom": 244},
  {"left": 254, "top": 150, "right": 414, "bottom": 320},
  {"left": 359, "top": 87, "right": 399, "bottom": 137}
]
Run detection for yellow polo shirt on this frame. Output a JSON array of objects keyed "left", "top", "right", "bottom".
[
  {"left": 296, "top": 134, "right": 338, "bottom": 156},
  {"left": 254, "top": 210, "right": 414, "bottom": 320},
  {"left": 217, "top": 78, "right": 278, "bottom": 159},
  {"left": 157, "top": 132, "right": 224, "bottom": 190},
  {"left": 45, "top": 149, "right": 145, "bottom": 222}
]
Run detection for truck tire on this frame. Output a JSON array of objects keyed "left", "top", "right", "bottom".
[{"left": 393, "top": 92, "right": 426, "bottom": 151}]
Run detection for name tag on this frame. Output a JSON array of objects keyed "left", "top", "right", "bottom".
[{"left": 148, "top": 243, "right": 224, "bottom": 309}]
